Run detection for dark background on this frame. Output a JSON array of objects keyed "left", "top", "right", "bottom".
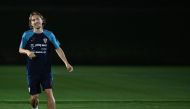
[{"left": 0, "top": 0, "right": 189, "bottom": 65}]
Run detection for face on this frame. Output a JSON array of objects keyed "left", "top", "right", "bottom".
[{"left": 31, "top": 15, "right": 43, "bottom": 29}]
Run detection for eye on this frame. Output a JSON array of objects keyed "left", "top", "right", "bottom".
[{"left": 36, "top": 18, "right": 40, "bottom": 21}]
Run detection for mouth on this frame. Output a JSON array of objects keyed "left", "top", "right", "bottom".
[
  {"left": 34, "top": 23, "right": 42, "bottom": 27},
  {"left": 34, "top": 24, "right": 42, "bottom": 29},
  {"left": 35, "top": 23, "right": 40, "bottom": 25}
]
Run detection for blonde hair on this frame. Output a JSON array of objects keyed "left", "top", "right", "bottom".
[{"left": 29, "top": 11, "right": 46, "bottom": 28}]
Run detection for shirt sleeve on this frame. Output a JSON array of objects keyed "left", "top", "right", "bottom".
[
  {"left": 49, "top": 32, "right": 60, "bottom": 49},
  {"left": 19, "top": 32, "right": 27, "bottom": 48}
]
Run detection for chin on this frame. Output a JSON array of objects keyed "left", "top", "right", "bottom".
[{"left": 35, "top": 26, "right": 42, "bottom": 29}]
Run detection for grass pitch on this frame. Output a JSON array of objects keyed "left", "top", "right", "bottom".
[{"left": 0, "top": 66, "right": 190, "bottom": 109}]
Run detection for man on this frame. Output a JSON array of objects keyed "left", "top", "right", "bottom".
[{"left": 19, "top": 11, "right": 73, "bottom": 109}]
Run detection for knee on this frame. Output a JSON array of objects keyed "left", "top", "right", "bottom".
[
  {"left": 47, "top": 95, "right": 55, "bottom": 104},
  {"left": 30, "top": 95, "right": 39, "bottom": 108},
  {"left": 31, "top": 95, "right": 38, "bottom": 101},
  {"left": 45, "top": 89, "right": 55, "bottom": 100},
  {"left": 48, "top": 96, "right": 55, "bottom": 103}
]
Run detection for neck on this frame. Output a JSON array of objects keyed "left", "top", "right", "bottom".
[{"left": 33, "top": 28, "right": 43, "bottom": 33}]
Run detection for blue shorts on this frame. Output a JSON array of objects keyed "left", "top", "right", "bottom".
[{"left": 27, "top": 73, "right": 53, "bottom": 95}]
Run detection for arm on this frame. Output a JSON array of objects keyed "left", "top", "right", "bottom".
[
  {"left": 55, "top": 47, "right": 73, "bottom": 72},
  {"left": 19, "top": 48, "right": 36, "bottom": 58}
]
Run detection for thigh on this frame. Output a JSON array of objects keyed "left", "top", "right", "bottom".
[
  {"left": 41, "top": 73, "right": 53, "bottom": 91},
  {"left": 44, "top": 89, "right": 54, "bottom": 97},
  {"left": 28, "top": 75, "right": 41, "bottom": 95},
  {"left": 44, "top": 89, "right": 55, "bottom": 101}
]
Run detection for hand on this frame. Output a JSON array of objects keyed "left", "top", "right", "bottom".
[
  {"left": 66, "top": 64, "right": 73, "bottom": 72},
  {"left": 27, "top": 51, "right": 36, "bottom": 59}
]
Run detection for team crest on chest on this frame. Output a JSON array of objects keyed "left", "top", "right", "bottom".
[{"left": 43, "top": 38, "right": 48, "bottom": 43}]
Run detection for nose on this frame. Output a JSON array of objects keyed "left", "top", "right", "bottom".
[
  {"left": 34, "top": 19, "right": 40, "bottom": 23},
  {"left": 35, "top": 20, "right": 39, "bottom": 23}
]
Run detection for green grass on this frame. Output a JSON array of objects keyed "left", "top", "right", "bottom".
[{"left": 0, "top": 66, "right": 190, "bottom": 109}]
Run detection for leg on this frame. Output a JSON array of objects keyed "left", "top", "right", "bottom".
[
  {"left": 45, "top": 89, "right": 56, "bottom": 109},
  {"left": 28, "top": 75, "right": 41, "bottom": 109},
  {"left": 30, "top": 94, "right": 39, "bottom": 109}
]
